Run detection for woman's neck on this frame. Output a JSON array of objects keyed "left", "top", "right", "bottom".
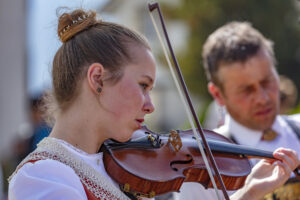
[{"left": 49, "top": 103, "right": 106, "bottom": 154}]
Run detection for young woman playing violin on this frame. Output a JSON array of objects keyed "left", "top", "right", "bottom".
[{"left": 8, "top": 9, "right": 299, "bottom": 200}]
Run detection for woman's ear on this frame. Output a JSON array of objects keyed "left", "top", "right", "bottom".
[
  {"left": 87, "top": 63, "right": 105, "bottom": 94},
  {"left": 208, "top": 82, "right": 225, "bottom": 106}
]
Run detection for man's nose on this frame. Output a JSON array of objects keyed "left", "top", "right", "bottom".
[{"left": 256, "top": 87, "right": 269, "bottom": 104}]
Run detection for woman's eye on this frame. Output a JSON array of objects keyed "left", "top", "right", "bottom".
[{"left": 140, "top": 83, "right": 148, "bottom": 90}]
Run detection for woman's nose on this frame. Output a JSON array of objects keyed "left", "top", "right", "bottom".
[{"left": 143, "top": 95, "right": 155, "bottom": 114}]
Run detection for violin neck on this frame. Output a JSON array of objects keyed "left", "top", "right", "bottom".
[
  {"left": 207, "top": 140, "right": 275, "bottom": 160},
  {"left": 207, "top": 140, "right": 300, "bottom": 178}
]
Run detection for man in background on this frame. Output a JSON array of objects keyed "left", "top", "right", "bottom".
[{"left": 177, "top": 21, "right": 300, "bottom": 199}]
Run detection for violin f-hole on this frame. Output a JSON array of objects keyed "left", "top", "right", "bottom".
[{"left": 170, "top": 154, "right": 193, "bottom": 171}]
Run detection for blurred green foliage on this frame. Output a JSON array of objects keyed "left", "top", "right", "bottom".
[{"left": 161, "top": 0, "right": 300, "bottom": 110}]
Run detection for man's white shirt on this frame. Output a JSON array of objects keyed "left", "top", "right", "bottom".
[{"left": 174, "top": 114, "right": 300, "bottom": 200}]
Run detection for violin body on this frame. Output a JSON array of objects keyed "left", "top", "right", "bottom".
[{"left": 102, "top": 127, "right": 252, "bottom": 198}]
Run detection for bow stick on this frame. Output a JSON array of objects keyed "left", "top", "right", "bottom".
[{"left": 148, "top": 2, "right": 229, "bottom": 200}]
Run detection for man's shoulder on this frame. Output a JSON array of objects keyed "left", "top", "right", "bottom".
[
  {"left": 280, "top": 114, "right": 300, "bottom": 127},
  {"left": 280, "top": 114, "right": 300, "bottom": 139},
  {"left": 213, "top": 125, "right": 231, "bottom": 138},
  {"left": 282, "top": 114, "right": 300, "bottom": 122}
]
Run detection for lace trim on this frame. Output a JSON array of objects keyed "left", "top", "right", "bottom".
[{"left": 9, "top": 137, "right": 129, "bottom": 200}]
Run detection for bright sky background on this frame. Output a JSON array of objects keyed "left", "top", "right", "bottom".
[{"left": 27, "top": 0, "right": 108, "bottom": 97}]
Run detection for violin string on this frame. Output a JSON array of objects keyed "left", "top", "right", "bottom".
[{"left": 149, "top": 11, "right": 222, "bottom": 200}]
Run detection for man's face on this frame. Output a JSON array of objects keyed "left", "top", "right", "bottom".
[{"left": 209, "top": 49, "right": 280, "bottom": 131}]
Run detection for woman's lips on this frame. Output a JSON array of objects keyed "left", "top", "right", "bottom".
[
  {"left": 136, "top": 119, "right": 144, "bottom": 128},
  {"left": 136, "top": 119, "right": 144, "bottom": 123}
]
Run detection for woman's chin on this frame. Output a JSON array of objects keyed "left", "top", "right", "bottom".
[{"left": 115, "top": 133, "right": 132, "bottom": 143}]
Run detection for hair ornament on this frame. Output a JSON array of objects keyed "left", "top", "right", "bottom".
[{"left": 59, "top": 13, "right": 92, "bottom": 38}]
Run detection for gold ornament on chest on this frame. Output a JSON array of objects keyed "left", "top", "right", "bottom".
[{"left": 262, "top": 129, "right": 278, "bottom": 141}]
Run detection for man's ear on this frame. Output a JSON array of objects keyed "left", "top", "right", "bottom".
[
  {"left": 87, "top": 63, "right": 105, "bottom": 94},
  {"left": 208, "top": 82, "right": 225, "bottom": 106}
]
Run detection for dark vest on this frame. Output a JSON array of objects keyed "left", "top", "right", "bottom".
[{"left": 282, "top": 115, "right": 300, "bottom": 140}]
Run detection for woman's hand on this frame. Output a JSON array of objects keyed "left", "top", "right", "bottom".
[{"left": 230, "top": 148, "right": 299, "bottom": 200}]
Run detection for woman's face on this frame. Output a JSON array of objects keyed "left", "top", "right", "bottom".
[{"left": 100, "top": 46, "right": 156, "bottom": 142}]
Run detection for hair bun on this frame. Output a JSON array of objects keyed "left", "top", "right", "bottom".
[{"left": 58, "top": 9, "right": 98, "bottom": 43}]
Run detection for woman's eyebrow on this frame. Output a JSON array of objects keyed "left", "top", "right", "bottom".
[{"left": 142, "top": 75, "right": 154, "bottom": 84}]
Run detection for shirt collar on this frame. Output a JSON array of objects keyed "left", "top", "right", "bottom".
[
  {"left": 271, "top": 116, "right": 286, "bottom": 136},
  {"left": 227, "top": 116, "right": 261, "bottom": 146},
  {"left": 226, "top": 115, "right": 282, "bottom": 146}
]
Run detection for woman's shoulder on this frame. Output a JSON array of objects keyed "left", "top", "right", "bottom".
[
  {"left": 9, "top": 159, "right": 87, "bottom": 200},
  {"left": 13, "top": 159, "right": 81, "bottom": 182}
]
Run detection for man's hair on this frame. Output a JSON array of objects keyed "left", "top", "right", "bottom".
[{"left": 202, "top": 21, "right": 275, "bottom": 87}]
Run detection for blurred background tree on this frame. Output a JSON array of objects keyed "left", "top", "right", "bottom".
[{"left": 161, "top": 0, "right": 300, "bottom": 113}]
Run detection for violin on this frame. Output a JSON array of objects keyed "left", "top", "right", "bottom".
[{"left": 101, "top": 126, "right": 300, "bottom": 198}]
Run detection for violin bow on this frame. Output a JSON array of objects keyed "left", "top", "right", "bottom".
[{"left": 148, "top": 2, "right": 230, "bottom": 200}]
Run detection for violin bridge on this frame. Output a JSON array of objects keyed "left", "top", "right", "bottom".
[{"left": 168, "top": 130, "right": 182, "bottom": 152}]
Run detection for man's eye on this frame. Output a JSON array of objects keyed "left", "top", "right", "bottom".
[
  {"left": 261, "top": 80, "right": 271, "bottom": 88},
  {"left": 244, "top": 87, "right": 254, "bottom": 94}
]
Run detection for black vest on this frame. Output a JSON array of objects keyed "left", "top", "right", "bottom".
[{"left": 282, "top": 115, "right": 300, "bottom": 140}]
